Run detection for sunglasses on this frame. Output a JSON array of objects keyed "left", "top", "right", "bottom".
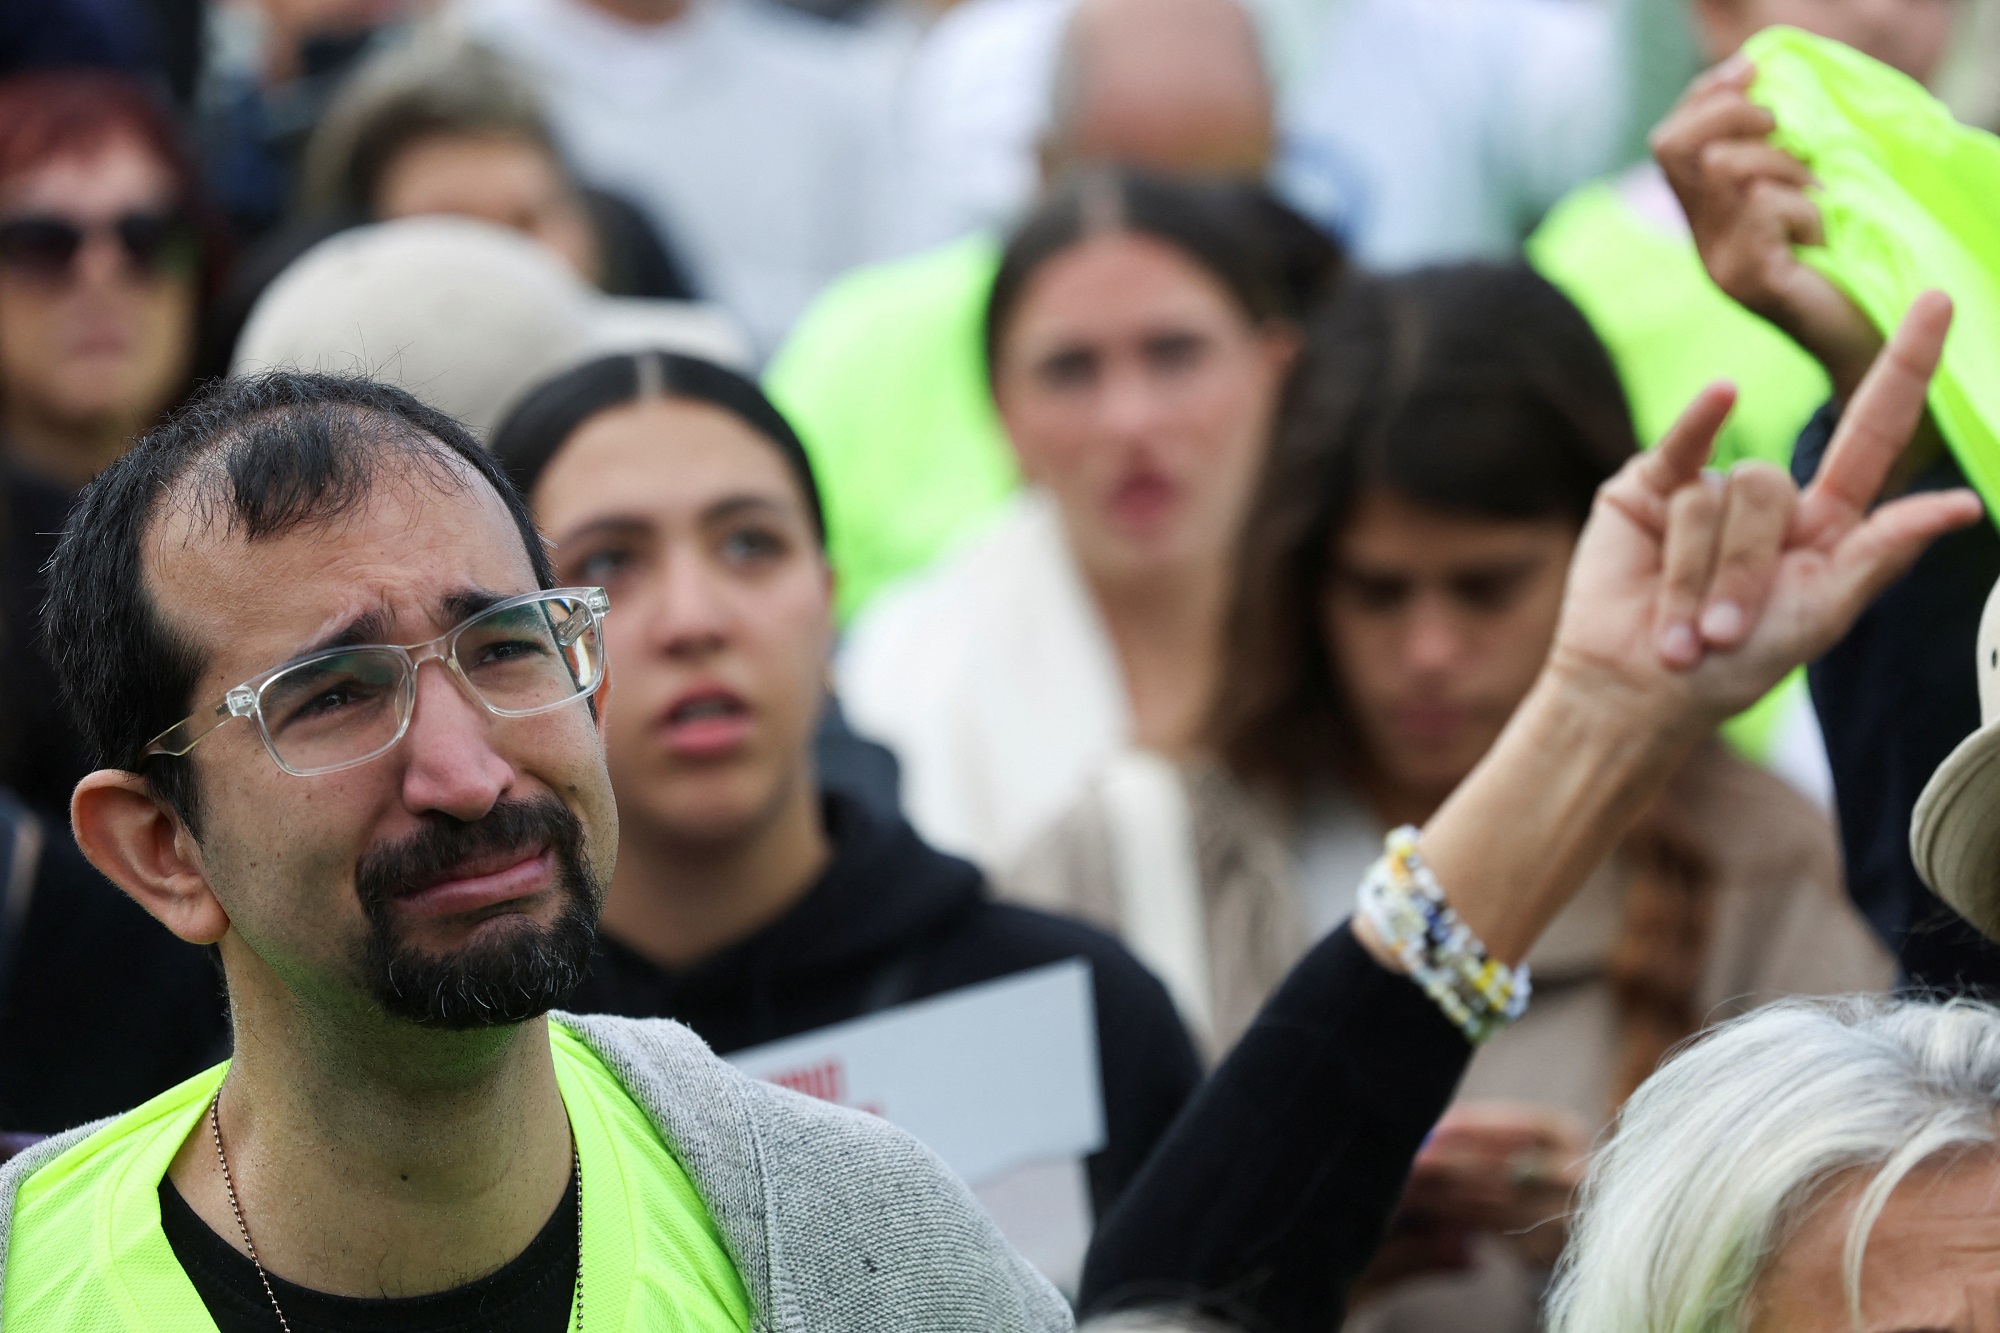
[{"left": 0, "top": 210, "right": 196, "bottom": 283}]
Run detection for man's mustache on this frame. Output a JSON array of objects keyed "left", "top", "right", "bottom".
[{"left": 355, "top": 796, "right": 588, "bottom": 912}]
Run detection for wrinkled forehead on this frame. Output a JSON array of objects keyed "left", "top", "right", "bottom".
[{"left": 142, "top": 442, "right": 541, "bottom": 689}]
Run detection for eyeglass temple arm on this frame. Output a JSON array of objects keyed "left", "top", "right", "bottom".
[{"left": 144, "top": 686, "right": 259, "bottom": 759}]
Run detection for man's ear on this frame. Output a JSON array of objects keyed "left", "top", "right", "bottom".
[{"left": 71, "top": 770, "right": 229, "bottom": 946}]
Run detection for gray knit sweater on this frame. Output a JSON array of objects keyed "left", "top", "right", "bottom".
[{"left": 0, "top": 1012, "right": 1074, "bottom": 1332}]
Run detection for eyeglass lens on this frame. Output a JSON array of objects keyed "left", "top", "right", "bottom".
[
  {"left": 256, "top": 595, "right": 605, "bottom": 776},
  {"left": 0, "top": 212, "right": 194, "bottom": 281}
]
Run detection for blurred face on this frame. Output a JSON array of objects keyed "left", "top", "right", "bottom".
[
  {"left": 1325, "top": 489, "right": 1577, "bottom": 805},
  {"left": 1749, "top": 1154, "right": 2000, "bottom": 1331},
  {"left": 533, "top": 399, "right": 833, "bottom": 847},
  {"left": 992, "top": 231, "right": 1295, "bottom": 589},
  {"left": 374, "top": 132, "right": 602, "bottom": 287},
  {"left": 0, "top": 134, "right": 197, "bottom": 458},
  {"left": 150, "top": 452, "right": 618, "bottom": 1028},
  {"left": 1044, "top": 0, "right": 1275, "bottom": 181},
  {"left": 1693, "top": 0, "right": 1956, "bottom": 83}
]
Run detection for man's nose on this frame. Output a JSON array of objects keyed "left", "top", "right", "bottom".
[{"left": 398, "top": 661, "right": 515, "bottom": 821}]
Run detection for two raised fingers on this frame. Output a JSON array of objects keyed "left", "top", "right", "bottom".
[
  {"left": 1653, "top": 464, "right": 1797, "bottom": 669},
  {"left": 1649, "top": 292, "right": 1981, "bottom": 673}
]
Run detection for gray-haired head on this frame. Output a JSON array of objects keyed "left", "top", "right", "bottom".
[{"left": 1547, "top": 996, "right": 2000, "bottom": 1331}]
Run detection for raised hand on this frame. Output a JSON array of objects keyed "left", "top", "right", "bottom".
[
  {"left": 1651, "top": 55, "right": 1883, "bottom": 401},
  {"left": 1548, "top": 290, "right": 1980, "bottom": 736},
  {"left": 1390, "top": 292, "right": 1976, "bottom": 969}
]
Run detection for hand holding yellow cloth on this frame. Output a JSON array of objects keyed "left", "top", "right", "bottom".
[{"left": 1746, "top": 24, "right": 2000, "bottom": 518}]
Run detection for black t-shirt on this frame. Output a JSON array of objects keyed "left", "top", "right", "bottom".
[
  {"left": 157, "top": 1169, "right": 578, "bottom": 1333},
  {"left": 1079, "top": 924, "right": 1474, "bottom": 1332}
]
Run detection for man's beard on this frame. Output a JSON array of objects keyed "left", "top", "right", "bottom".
[{"left": 353, "top": 795, "right": 603, "bottom": 1029}]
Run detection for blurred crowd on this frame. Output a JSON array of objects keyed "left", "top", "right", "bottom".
[{"left": 4, "top": 0, "right": 2000, "bottom": 1328}]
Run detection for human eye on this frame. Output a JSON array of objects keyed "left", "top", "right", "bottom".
[
  {"left": 1036, "top": 346, "right": 1098, "bottom": 391},
  {"left": 1338, "top": 571, "right": 1410, "bottom": 614},
  {"left": 473, "top": 620, "right": 556, "bottom": 664},
  {"left": 569, "top": 545, "right": 634, "bottom": 586},
  {"left": 264, "top": 655, "right": 398, "bottom": 733},
  {"left": 1454, "top": 568, "right": 1531, "bottom": 613},
  {"left": 719, "top": 524, "right": 789, "bottom": 567},
  {"left": 456, "top": 605, "right": 562, "bottom": 677},
  {"left": 479, "top": 636, "right": 549, "bottom": 664},
  {"left": 1144, "top": 331, "right": 1209, "bottom": 374}
]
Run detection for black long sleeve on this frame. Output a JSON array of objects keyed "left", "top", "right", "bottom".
[
  {"left": 1790, "top": 404, "right": 2000, "bottom": 993},
  {"left": 1078, "top": 923, "right": 1471, "bottom": 1333}
]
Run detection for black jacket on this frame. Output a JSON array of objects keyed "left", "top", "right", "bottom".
[
  {"left": 1791, "top": 406, "right": 2000, "bottom": 993},
  {"left": 0, "top": 464, "right": 90, "bottom": 820},
  {"left": 569, "top": 792, "right": 1203, "bottom": 1217},
  {"left": 1079, "top": 924, "right": 1471, "bottom": 1333},
  {"left": 0, "top": 803, "right": 230, "bottom": 1133}
]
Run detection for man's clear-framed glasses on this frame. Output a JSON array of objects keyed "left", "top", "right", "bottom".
[{"left": 145, "top": 587, "right": 611, "bottom": 778}]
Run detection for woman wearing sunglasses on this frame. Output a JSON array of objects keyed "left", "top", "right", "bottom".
[
  {"left": 0, "top": 72, "right": 234, "bottom": 1135},
  {"left": 0, "top": 71, "right": 223, "bottom": 811},
  {"left": 0, "top": 71, "right": 221, "bottom": 490}
]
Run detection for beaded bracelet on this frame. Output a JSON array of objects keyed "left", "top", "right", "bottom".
[{"left": 1357, "top": 825, "right": 1531, "bottom": 1045}]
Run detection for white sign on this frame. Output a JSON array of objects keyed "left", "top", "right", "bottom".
[{"left": 729, "top": 960, "right": 1106, "bottom": 1289}]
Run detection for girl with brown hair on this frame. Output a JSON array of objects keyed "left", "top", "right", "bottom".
[
  {"left": 1009, "top": 262, "right": 1892, "bottom": 1331},
  {"left": 838, "top": 168, "right": 1339, "bottom": 881}
]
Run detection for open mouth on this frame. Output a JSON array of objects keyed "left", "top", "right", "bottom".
[
  {"left": 669, "top": 693, "right": 745, "bottom": 724},
  {"left": 1107, "top": 469, "right": 1181, "bottom": 529},
  {"left": 658, "top": 687, "right": 754, "bottom": 758}
]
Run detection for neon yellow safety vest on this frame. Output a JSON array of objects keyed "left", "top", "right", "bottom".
[
  {"left": 1, "top": 1022, "right": 752, "bottom": 1331},
  {"left": 1746, "top": 24, "right": 2000, "bottom": 523},
  {"left": 1527, "top": 174, "right": 1832, "bottom": 470},
  {"left": 765, "top": 233, "right": 1018, "bottom": 624}
]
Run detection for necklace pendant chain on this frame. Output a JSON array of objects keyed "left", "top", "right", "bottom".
[{"left": 206, "top": 1092, "right": 584, "bottom": 1331}]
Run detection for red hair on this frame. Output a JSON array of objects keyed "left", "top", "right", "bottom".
[{"left": 0, "top": 70, "right": 228, "bottom": 298}]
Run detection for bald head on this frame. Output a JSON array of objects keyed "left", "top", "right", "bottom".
[{"left": 1044, "top": 0, "right": 1274, "bottom": 183}]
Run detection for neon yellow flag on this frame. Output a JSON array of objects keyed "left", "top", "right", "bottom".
[{"left": 1746, "top": 25, "right": 2000, "bottom": 520}]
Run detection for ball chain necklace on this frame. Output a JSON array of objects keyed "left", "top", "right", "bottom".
[{"left": 206, "top": 1092, "right": 585, "bottom": 1331}]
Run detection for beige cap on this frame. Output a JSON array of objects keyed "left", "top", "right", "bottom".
[
  {"left": 232, "top": 217, "right": 751, "bottom": 438},
  {"left": 1912, "top": 574, "right": 2000, "bottom": 937}
]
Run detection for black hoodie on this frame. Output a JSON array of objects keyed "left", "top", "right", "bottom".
[{"left": 569, "top": 791, "right": 1202, "bottom": 1217}]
